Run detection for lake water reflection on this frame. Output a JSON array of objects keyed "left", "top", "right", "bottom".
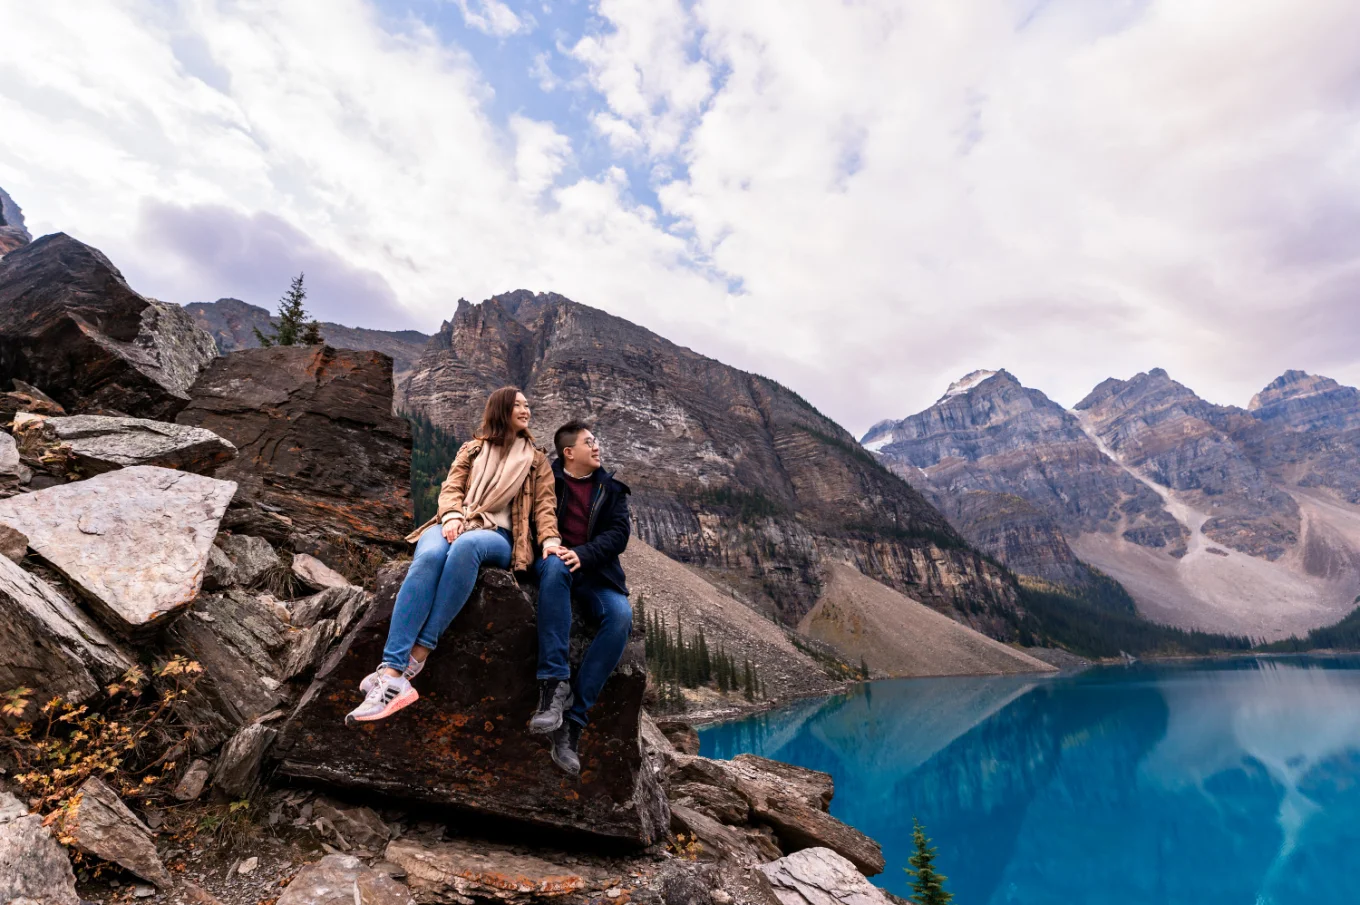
[{"left": 698, "top": 657, "right": 1360, "bottom": 904}]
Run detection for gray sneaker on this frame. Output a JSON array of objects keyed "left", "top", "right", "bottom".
[
  {"left": 550, "top": 720, "right": 583, "bottom": 775},
  {"left": 529, "top": 679, "right": 574, "bottom": 735},
  {"left": 360, "top": 656, "right": 425, "bottom": 694}
]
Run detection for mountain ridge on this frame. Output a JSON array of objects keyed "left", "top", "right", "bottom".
[{"left": 866, "top": 367, "right": 1360, "bottom": 639}]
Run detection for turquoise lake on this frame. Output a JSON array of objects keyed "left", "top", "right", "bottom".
[{"left": 698, "top": 657, "right": 1360, "bottom": 904}]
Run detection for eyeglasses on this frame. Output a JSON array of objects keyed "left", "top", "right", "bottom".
[{"left": 580, "top": 436, "right": 599, "bottom": 449}]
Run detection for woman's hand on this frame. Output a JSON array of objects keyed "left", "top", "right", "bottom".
[{"left": 442, "top": 518, "right": 464, "bottom": 543}]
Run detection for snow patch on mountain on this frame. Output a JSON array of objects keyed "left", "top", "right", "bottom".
[{"left": 939, "top": 369, "right": 999, "bottom": 401}]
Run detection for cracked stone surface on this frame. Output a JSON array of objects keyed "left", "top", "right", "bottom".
[{"left": 0, "top": 465, "right": 237, "bottom": 636}]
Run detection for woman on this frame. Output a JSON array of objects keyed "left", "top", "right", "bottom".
[{"left": 346, "top": 387, "right": 561, "bottom": 725}]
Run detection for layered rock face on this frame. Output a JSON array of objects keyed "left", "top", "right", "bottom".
[
  {"left": 1239, "top": 369, "right": 1360, "bottom": 505},
  {"left": 1075, "top": 368, "right": 1298, "bottom": 559},
  {"left": 403, "top": 291, "right": 1020, "bottom": 634},
  {"left": 275, "top": 564, "right": 669, "bottom": 845},
  {"left": 176, "top": 345, "right": 412, "bottom": 548},
  {"left": 0, "top": 185, "right": 31, "bottom": 256},
  {"left": 868, "top": 368, "right": 1360, "bottom": 638},
  {"left": 862, "top": 370, "right": 1184, "bottom": 581},
  {"left": 184, "top": 298, "right": 430, "bottom": 402},
  {"left": 0, "top": 233, "right": 218, "bottom": 418}
]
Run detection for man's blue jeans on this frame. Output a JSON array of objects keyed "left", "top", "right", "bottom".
[
  {"left": 381, "top": 524, "right": 512, "bottom": 671},
  {"left": 534, "top": 555, "right": 633, "bottom": 727}
]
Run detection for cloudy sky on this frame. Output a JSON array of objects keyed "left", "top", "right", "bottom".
[{"left": 2, "top": 0, "right": 1358, "bottom": 435}]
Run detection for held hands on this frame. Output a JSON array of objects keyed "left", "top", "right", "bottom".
[
  {"left": 441, "top": 518, "right": 465, "bottom": 543},
  {"left": 551, "top": 546, "right": 582, "bottom": 571}
]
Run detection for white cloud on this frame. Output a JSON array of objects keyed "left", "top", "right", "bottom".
[
  {"left": 529, "top": 50, "right": 560, "bottom": 91},
  {"left": 510, "top": 115, "right": 571, "bottom": 195},
  {"left": 1, "top": 0, "right": 1359, "bottom": 437},
  {"left": 452, "top": 0, "right": 532, "bottom": 37},
  {"left": 571, "top": 0, "right": 1360, "bottom": 429}
]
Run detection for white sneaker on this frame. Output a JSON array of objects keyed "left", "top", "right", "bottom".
[
  {"left": 359, "top": 656, "right": 425, "bottom": 694},
  {"left": 345, "top": 674, "right": 418, "bottom": 726}
]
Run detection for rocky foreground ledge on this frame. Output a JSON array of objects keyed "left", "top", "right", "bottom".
[{"left": 0, "top": 222, "right": 897, "bottom": 905}]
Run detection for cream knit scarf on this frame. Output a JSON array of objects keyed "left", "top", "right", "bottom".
[{"left": 460, "top": 437, "right": 534, "bottom": 529}]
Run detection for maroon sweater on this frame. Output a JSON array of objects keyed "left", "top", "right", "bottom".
[{"left": 560, "top": 472, "right": 594, "bottom": 548}]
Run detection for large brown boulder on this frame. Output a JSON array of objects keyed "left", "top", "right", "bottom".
[
  {"left": 0, "top": 233, "right": 217, "bottom": 418},
  {"left": 275, "top": 564, "right": 668, "bottom": 846},
  {"left": 176, "top": 345, "right": 412, "bottom": 548}
]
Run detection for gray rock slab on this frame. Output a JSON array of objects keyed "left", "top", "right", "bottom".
[
  {"left": 757, "top": 848, "right": 891, "bottom": 905},
  {"left": 277, "top": 854, "right": 413, "bottom": 905},
  {"left": 217, "top": 534, "right": 282, "bottom": 588},
  {"left": 213, "top": 723, "right": 277, "bottom": 798},
  {"left": 0, "top": 466, "right": 237, "bottom": 636},
  {"left": 291, "top": 553, "right": 351, "bottom": 590},
  {"left": 0, "top": 793, "right": 79, "bottom": 905},
  {"left": 69, "top": 777, "right": 174, "bottom": 888},
  {"left": 167, "top": 589, "right": 288, "bottom": 752},
  {"left": 0, "top": 552, "right": 132, "bottom": 721},
  {"left": 289, "top": 586, "right": 367, "bottom": 630},
  {"left": 16, "top": 414, "right": 237, "bottom": 476},
  {"left": 173, "top": 759, "right": 212, "bottom": 802}
]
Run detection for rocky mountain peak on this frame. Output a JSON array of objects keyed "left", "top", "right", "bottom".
[
  {"left": 406, "top": 291, "right": 1020, "bottom": 631},
  {"left": 1247, "top": 370, "right": 1360, "bottom": 432},
  {"left": 0, "top": 185, "right": 33, "bottom": 256},
  {"left": 939, "top": 368, "right": 1005, "bottom": 400}
]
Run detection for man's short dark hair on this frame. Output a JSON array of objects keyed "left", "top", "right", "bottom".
[{"left": 554, "top": 420, "right": 592, "bottom": 459}]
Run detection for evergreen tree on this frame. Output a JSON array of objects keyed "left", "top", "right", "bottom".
[
  {"left": 408, "top": 411, "right": 461, "bottom": 524},
  {"left": 905, "top": 818, "right": 953, "bottom": 905},
  {"left": 743, "top": 658, "right": 755, "bottom": 702},
  {"left": 860, "top": 657, "right": 871, "bottom": 680},
  {"left": 716, "top": 646, "right": 730, "bottom": 693},
  {"left": 254, "top": 273, "right": 323, "bottom": 347},
  {"left": 697, "top": 628, "right": 712, "bottom": 684}
]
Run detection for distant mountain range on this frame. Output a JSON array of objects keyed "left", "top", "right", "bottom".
[
  {"left": 183, "top": 297, "right": 430, "bottom": 391},
  {"left": 399, "top": 290, "right": 1027, "bottom": 640},
  {"left": 863, "top": 368, "right": 1360, "bottom": 640}
]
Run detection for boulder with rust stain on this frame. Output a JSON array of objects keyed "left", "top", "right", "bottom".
[
  {"left": 384, "top": 837, "right": 604, "bottom": 905},
  {"left": 176, "top": 345, "right": 411, "bottom": 548},
  {"left": 275, "top": 563, "right": 668, "bottom": 846}
]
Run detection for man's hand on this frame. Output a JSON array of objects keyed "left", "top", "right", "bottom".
[
  {"left": 441, "top": 518, "right": 464, "bottom": 543},
  {"left": 552, "top": 546, "right": 582, "bottom": 572}
]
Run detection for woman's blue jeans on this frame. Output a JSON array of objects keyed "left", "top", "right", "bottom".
[
  {"left": 534, "top": 555, "right": 633, "bottom": 727},
  {"left": 381, "top": 524, "right": 511, "bottom": 671}
]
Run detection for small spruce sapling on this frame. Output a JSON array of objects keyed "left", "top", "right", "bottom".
[
  {"left": 906, "top": 818, "right": 953, "bottom": 905},
  {"left": 254, "top": 273, "right": 324, "bottom": 347}
]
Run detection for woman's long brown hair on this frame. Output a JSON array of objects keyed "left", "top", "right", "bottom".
[{"left": 476, "top": 386, "right": 532, "bottom": 447}]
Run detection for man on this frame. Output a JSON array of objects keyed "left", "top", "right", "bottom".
[{"left": 530, "top": 420, "right": 632, "bottom": 775}]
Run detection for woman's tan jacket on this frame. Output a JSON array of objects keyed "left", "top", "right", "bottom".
[{"left": 405, "top": 438, "right": 562, "bottom": 572}]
